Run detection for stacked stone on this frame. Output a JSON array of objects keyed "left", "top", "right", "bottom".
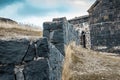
[
  {"left": 63, "top": 22, "right": 81, "bottom": 45},
  {"left": 49, "top": 43, "right": 64, "bottom": 80},
  {"left": 68, "top": 15, "right": 89, "bottom": 26},
  {"left": 43, "top": 17, "right": 66, "bottom": 80},
  {"left": 67, "top": 16, "right": 90, "bottom": 48},
  {"left": 90, "top": 22, "right": 120, "bottom": 53},
  {"left": 88, "top": 0, "right": 120, "bottom": 24},
  {"left": 88, "top": 0, "right": 120, "bottom": 53},
  {"left": 0, "top": 38, "right": 49, "bottom": 80},
  {"left": 43, "top": 17, "right": 66, "bottom": 56}
]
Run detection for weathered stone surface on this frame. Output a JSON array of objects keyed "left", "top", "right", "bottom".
[
  {"left": 90, "top": 23, "right": 120, "bottom": 53},
  {"left": 54, "top": 43, "right": 65, "bottom": 56},
  {"left": 0, "top": 39, "right": 29, "bottom": 64},
  {"left": 36, "top": 38, "right": 49, "bottom": 58},
  {"left": 88, "top": 0, "right": 120, "bottom": 53},
  {"left": 43, "top": 22, "right": 63, "bottom": 30},
  {"left": 52, "top": 17, "right": 67, "bottom": 22},
  {"left": 50, "top": 30, "right": 64, "bottom": 43},
  {"left": 23, "top": 59, "right": 49, "bottom": 80},
  {"left": 49, "top": 43, "right": 64, "bottom": 80},
  {"left": 0, "top": 65, "right": 15, "bottom": 80},
  {"left": 14, "top": 65, "right": 24, "bottom": 80},
  {"left": 16, "top": 72, "right": 24, "bottom": 80},
  {"left": 43, "top": 30, "right": 50, "bottom": 40},
  {"left": 24, "top": 42, "right": 35, "bottom": 62}
]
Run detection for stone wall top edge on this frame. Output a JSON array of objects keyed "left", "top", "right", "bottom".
[{"left": 68, "top": 15, "right": 89, "bottom": 21}]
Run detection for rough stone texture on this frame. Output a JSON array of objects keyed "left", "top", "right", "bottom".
[
  {"left": 24, "top": 42, "right": 35, "bottom": 62},
  {"left": 16, "top": 72, "right": 24, "bottom": 80},
  {"left": 54, "top": 43, "right": 65, "bottom": 56},
  {"left": 43, "top": 22, "right": 63, "bottom": 31},
  {"left": 0, "top": 65, "right": 15, "bottom": 80},
  {"left": 53, "top": 17, "right": 67, "bottom": 22},
  {"left": 0, "top": 39, "right": 29, "bottom": 64},
  {"left": 49, "top": 43, "right": 64, "bottom": 80},
  {"left": 43, "top": 30, "right": 50, "bottom": 40},
  {"left": 90, "top": 22, "right": 120, "bottom": 53},
  {"left": 68, "top": 15, "right": 89, "bottom": 25},
  {"left": 43, "top": 16, "right": 90, "bottom": 55},
  {"left": 36, "top": 38, "right": 49, "bottom": 58},
  {"left": 88, "top": 0, "right": 120, "bottom": 24},
  {"left": 0, "top": 38, "right": 50, "bottom": 80},
  {"left": 88, "top": 0, "right": 120, "bottom": 53},
  {"left": 43, "top": 17, "right": 66, "bottom": 56},
  {"left": 15, "top": 65, "right": 24, "bottom": 80},
  {"left": 23, "top": 59, "right": 49, "bottom": 80},
  {"left": 50, "top": 30, "right": 64, "bottom": 43},
  {"left": 64, "top": 18, "right": 90, "bottom": 48}
]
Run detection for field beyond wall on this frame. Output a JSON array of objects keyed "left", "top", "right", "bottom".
[
  {"left": 0, "top": 22, "right": 42, "bottom": 39},
  {"left": 62, "top": 42, "right": 120, "bottom": 80}
]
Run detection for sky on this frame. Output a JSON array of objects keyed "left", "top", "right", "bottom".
[{"left": 0, "top": 0, "right": 95, "bottom": 28}]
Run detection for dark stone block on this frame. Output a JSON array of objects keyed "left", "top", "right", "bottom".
[
  {"left": 23, "top": 59, "right": 49, "bottom": 80},
  {"left": 24, "top": 42, "right": 35, "bottom": 62},
  {"left": 43, "top": 22, "right": 52, "bottom": 30},
  {"left": 36, "top": 38, "right": 49, "bottom": 58},
  {"left": 50, "top": 30, "right": 64, "bottom": 43},
  {"left": 0, "top": 39, "right": 29, "bottom": 64},
  {"left": 43, "top": 22, "right": 63, "bottom": 30},
  {"left": 0, "top": 65, "right": 15, "bottom": 80},
  {"left": 52, "top": 17, "right": 67, "bottom": 22},
  {"left": 43, "top": 30, "right": 50, "bottom": 40},
  {"left": 54, "top": 43, "right": 65, "bottom": 56}
]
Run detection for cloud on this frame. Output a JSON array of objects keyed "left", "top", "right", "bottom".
[
  {"left": 17, "top": 3, "right": 70, "bottom": 16},
  {"left": 0, "top": 0, "right": 96, "bottom": 28},
  {"left": 0, "top": 2, "right": 23, "bottom": 20},
  {"left": 0, "top": 0, "right": 24, "bottom": 8}
]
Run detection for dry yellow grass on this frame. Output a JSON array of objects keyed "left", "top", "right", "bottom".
[
  {"left": 0, "top": 22, "right": 42, "bottom": 38},
  {"left": 62, "top": 42, "right": 120, "bottom": 80}
]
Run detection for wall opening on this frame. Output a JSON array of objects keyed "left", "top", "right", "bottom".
[{"left": 81, "top": 31, "right": 86, "bottom": 48}]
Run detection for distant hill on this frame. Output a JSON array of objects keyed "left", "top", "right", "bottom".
[
  {"left": 0, "top": 17, "right": 42, "bottom": 39},
  {"left": 0, "top": 17, "right": 17, "bottom": 24}
]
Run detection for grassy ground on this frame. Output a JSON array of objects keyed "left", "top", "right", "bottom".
[
  {"left": 62, "top": 42, "right": 120, "bottom": 80},
  {"left": 0, "top": 22, "right": 42, "bottom": 39}
]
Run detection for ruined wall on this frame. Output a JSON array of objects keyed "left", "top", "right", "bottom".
[
  {"left": 88, "top": 0, "right": 120, "bottom": 53},
  {"left": 43, "top": 16, "right": 90, "bottom": 50},
  {"left": 49, "top": 43, "right": 64, "bottom": 80},
  {"left": 90, "top": 22, "right": 120, "bottom": 53},
  {"left": 67, "top": 16, "right": 90, "bottom": 48},
  {"left": 43, "top": 17, "right": 66, "bottom": 56},
  {"left": 88, "top": 0, "right": 120, "bottom": 24},
  {"left": 0, "top": 38, "right": 49, "bottom": 80},
  {"left": 0, "top": 36, "right": 65, "bottom": 80},
  {"left": 43, "top": 17, "right": 65, "bottom": 80},
  {"left": 43, "top": 17, "right": 90, "bottom": 80}
]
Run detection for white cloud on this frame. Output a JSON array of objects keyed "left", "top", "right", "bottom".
[
  {"left": 0, "top": 0, "right": 95, "bottom": 28},
  {"left": 18, "top": 11, "right": 88, "bottom": 29},
  {"left": 26, "top": 0, "right": 59, "bottom": 8},
  {"left": 0, "top": 3, "right": 23, "bottom": 19}
]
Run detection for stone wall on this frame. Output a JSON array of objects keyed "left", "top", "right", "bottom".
[
  {"left": 49, "top": 43, "right": 64, "bottom": 80},
  {"left": 43, "top": 16, "right": 90, "bottom": 50},
  {"left": 0, "top": 38, "right": 49, "bottom": 80},
  {"left": 43, "top": 17, "right": 66, "bottom": 56},
  {"left": 90, "top": 22, "right": 120, "bottom": 53},
  {"left": 88, "top": 0, "right": 120, "bottom": 53},
  {"left": 67, "top": 15, "right": 90, "bottom": 48},
  {"left": 43, "top": 17, "right": 65, "bottom": 80},
  {"left": 88, "top": 0, "right": 120, "bottom": 24}
]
